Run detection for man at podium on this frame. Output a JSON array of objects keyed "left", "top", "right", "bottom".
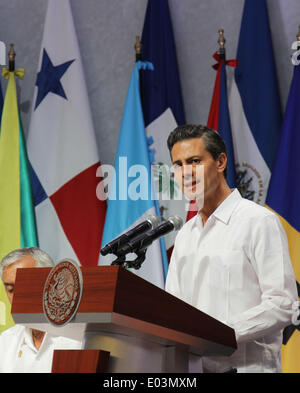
[
  {"left": 166, "top": 125, "right": 298, "bottom": 373},
  {"left": 0, "top": 247, "right": 82, "bottom": 373}
]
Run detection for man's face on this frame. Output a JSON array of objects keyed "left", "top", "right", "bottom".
[
  {"left": 171, "top": 137, "right": 226, "bottom": 202},
  {"left": 2, "top": 255, "right": 36, "bottom": 304}
]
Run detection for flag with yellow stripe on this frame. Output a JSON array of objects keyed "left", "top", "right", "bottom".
[
  {"left": 265, "top": 59, "right": 300, "bottom": 373},
  {"left": 0, "top": 67, "right": 38, "bottom": 333}
]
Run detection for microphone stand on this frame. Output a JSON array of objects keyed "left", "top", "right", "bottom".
[{"left": 111, "top": 248, "right": 148, "bottom": 270}]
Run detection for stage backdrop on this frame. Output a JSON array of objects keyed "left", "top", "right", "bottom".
[{"left": 0, "top": 0, "right": 298, "bottom": 168}]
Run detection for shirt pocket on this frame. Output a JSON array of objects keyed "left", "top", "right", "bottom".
[
  {"left": 206, "top": 249, "right": 245, "bottom": 323},
  {"left": 208, "top": 249, "right": 246, "bottom": 293}
]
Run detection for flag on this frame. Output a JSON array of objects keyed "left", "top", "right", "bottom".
[
  {"left": 207, "top": 55, "right": 237, "bottom": 189},
  {"left": 27, "top": 0, "right": 106, "bottom": 267},
  {"left": 265, "top": 59, "right": 300, "bottom": 373},
  {"left": 100, "top": 61, "right": 165, "bottom": 289},
  {"left": 187, "top": 52, "right": 237, "bottom": 222},
  {"left": 0, "top": 79, "right": 4, "bottom": 330},
  {"left": 0, "top": 79, "right": 3, "bottom": 116},
  {"left": 227, "top": 0, "right": 281, "bottom": 205},
  {"left": 0, "top": 68, "right": 38, "bottom": 333},
  {"left": 141, "top": 0, "right": 187, "bottom": 261}
]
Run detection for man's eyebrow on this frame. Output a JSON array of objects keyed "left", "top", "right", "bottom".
[
  {"left": 173, "top": 155, "right": 203, "bottom": 165},
  {"left": 186, "top": 155, "right": 203, "bottom": 160},
  {"left": 172, "top": 159, "right": 182, "bottom": 165},
  {"left": 3, "top": 282, "right": 14, "bottom": 287}
]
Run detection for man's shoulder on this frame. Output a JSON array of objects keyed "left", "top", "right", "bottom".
[
  {"left": 236, "top": 197, "right": 275, "bottom": 220},
  {"left": 0, "top": 324, "right": 25, "bottom": 338},
  {"left": 0, "top": 325, "right": 24, "bottom": 350},
  {"left": 50, "top": 333, "right": 82, "bottom": 349}
]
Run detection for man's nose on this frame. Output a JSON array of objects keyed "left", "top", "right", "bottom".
[{"left": 182, "top": 165, "right": 194, "bottom": 178}]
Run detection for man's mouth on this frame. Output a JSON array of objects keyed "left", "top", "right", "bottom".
[{"left": 183, "top": 180, "right": 200, "bottom": 189}]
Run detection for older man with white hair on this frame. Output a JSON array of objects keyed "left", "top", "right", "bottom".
[{"left": 0, "top": 247, "right": 82, "bottom": 373}]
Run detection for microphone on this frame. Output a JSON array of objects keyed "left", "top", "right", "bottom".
[
  {"left": 101, "top": 215, "right": 160, "bottom": 256},
  {"left": 116, "top": 215, "right": 183, "bottom": 256}
]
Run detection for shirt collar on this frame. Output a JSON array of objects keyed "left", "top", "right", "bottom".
[
  {"left": 21, "top": 327, "right": 48, "bottom": 354},
  {"left": 211, "top": 188, "right": 242, "bottom": 224},
  {"left": 21, "top": 327, "right": 37, "bottom": 353}
]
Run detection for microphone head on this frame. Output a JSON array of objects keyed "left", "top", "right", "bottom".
[
  {"left": 146, "top": 215, "right": 160, "bottom": 229},
  {"left": 168, "top": 215, "right": 184, "bottom": 231},
  {"left": 100, "top": 244, "right": 111, "bottom": 256}
]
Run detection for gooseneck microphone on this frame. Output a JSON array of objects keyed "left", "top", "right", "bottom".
[
  {"left": 115, "top": 215, "right": 183, "bottom": 256},
  {"left": 100, "top": 215, "right": 160, "bottom": 256}
]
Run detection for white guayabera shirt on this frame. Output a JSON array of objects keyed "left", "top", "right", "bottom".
[
  {"left": 166, "top": 189, "right": 298, "bottom": 373},
  {"left": 0, "top": 324, "right": 81, "bottom": 373}
]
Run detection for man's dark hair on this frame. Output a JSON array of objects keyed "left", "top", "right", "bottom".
[{"left": 167, "top": 124, "right": 228, "bottom": 178}]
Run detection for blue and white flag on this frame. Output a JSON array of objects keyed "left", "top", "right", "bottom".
[
  {"left": 100, "top": 62, "right": 165, "bottom": 289},
  {"left": 141, "top": 0, "right": 187, "bottom": 257},
  {"left": 227, "top": 0, "right": 281, "bottom": 204}
]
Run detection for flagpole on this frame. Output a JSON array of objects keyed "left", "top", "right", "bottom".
[
  {"left": 8, "top": 44, "right": 15, "bottom": 72},
  {"left": 135, "top": 36, "right": 143, "bottom": 105},
  {"left": 297, "top": 25, "right": 300, "bottom": 49}
]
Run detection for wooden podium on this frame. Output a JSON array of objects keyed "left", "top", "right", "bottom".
[{"left": 11, "top": 266, "right": 237, "bottom": 373}]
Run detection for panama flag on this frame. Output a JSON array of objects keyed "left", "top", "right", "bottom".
[
  {"left": 141, "top": 0, "right": 187, "bottom": 258},
  {"left": 27, "top": 0, "right": 106, "bottom": 267},
  {"left": 100, "top": 61, "right": 165, "bottom": 289},
  {"left": 227, "top": 0, "right": 281, "bottom": 205},
  {"left": 266, "top": 58, "right": 300, "bottom": 373},
  {"left": 0, "top": 67, "right": 38, "bottom": 333}
]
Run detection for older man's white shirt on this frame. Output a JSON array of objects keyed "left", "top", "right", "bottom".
[
  {"left": 0, "top": 324, "right": 81, "bottom": 373},
  {"left": 166, "top": 189, "right": 298, "bottom": 373}
]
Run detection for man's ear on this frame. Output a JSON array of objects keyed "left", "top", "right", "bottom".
[{"left": 217, "top": 152, "right": 227, "bottom": 174}]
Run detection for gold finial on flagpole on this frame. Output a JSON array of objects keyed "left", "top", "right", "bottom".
[
  {"left": 135, "top": 36, "right": 142, "bottom": 62},
  {"left": 8, "top": 43, "right": 15, "bottom": 71},
  {"left": 218, "top": 29, "right": 226, "bottom": 50},
  {"left": 218, "top": 29, "right": 226, "bottom": 60}
]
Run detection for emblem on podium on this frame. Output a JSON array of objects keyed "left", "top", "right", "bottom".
[{"left": 43, "top": 259, "right": 83, "bottom": 326}]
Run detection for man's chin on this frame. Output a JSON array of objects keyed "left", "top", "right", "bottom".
[{"left": 182, "top": 191, "right": 204, "bottom": 209}]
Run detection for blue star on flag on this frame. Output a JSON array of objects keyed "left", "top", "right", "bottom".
[{"left": 34, "top": 48, "right": 75, "bottom": 110}]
